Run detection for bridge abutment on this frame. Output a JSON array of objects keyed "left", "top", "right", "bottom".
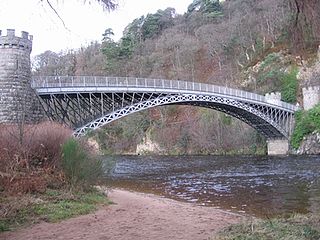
[
  {"left": 0, "top": 29, "right": 43, "bottom": 124},
  {"left": 267, "top": 139, "right": 289, "bottom": 155}
]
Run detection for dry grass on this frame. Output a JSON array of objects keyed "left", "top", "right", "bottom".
[
  {"left": 0, "top": 121, "right": 72, "bottom": 194},
  {"left": 213, "top": 214, "right": 320, "bottom": 240}
]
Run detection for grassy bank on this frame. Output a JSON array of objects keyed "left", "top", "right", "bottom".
[
  {"left": 0, "top": 188, "right": 111, "bottom": 232},
  {"left": 0, "top": 123, "right": 114, "bottom": 233},
  {"left": 213, "top": 214, "right": 320, "bottom": 240}
]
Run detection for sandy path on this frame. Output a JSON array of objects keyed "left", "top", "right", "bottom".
[{"left": 1, "top": 189, "right": 244, "bottom": 240}]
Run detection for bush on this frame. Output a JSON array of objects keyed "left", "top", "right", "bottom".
[
  {"left": 61, "top": 138, "right": 103, "bottom": 189},
  {"left": 0, "top": 121, "right": 71, "bottom": 194},
  {"left": 281, "top": 66, "right": 298, "bottom": 103},
  {"left": 0, "top": 121, "right": 71, "bottom": 171},
  {"left": 259, "top": 53, "right": 280, "bottom": 71},
  {"left": 291, "top": 104, "right": 320, "bottom": 149}
]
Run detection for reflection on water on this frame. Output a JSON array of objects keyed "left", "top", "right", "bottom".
[{"left": 104, "top": 155, "right": 320, "bottom": 217}]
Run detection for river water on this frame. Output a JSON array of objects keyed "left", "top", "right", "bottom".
[{"left": 104, "top": 155, "right": 320, "bottom": 217}]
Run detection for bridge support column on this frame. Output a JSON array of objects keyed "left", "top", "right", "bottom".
[{"left": 267, "top": 139, "right": 289, "bottom": 155}]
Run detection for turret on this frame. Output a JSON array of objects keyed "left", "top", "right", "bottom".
[
  {"left": 0, "top": 29, "right": 42, "bottom": 124},
  {"left": 302, "top": 86, "right": 320, "bottom": 110},
  {"left": 0, "top": 29, "right": 33, "bottom": 52}
]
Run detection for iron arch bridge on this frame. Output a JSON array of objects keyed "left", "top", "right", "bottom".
[{"left": 32, "top": 76, "right": 299, "bottom": 139}]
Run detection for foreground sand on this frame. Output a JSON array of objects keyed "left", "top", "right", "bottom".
[{"left": 2, "top": 189, "right": 244, "bottom": 240}]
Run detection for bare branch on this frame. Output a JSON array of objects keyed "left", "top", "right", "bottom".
[
  {"left": 44, "top": 0, "right": 70, "bottom": 31},
  {"left": 41, "top": 0, "right": 118, "bottom": 30}
]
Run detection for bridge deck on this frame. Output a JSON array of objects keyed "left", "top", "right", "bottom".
[{"left": 32, "top": 76, "right": 298, "bottom": 112}]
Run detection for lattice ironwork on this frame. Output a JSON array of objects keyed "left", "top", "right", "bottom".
[{"left": 32, "top": 76, "right": 299, "bottom": 139}]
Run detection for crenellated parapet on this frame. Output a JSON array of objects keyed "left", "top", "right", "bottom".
[
  {"left": 303, "top": 86, "right": 320, "bottom": 92},
  {"left": 265, "top": 92, "right": 281, "bottom": 105},
  {"left": 302, "top": 86, "right": 320, "bottom": 110},
  {"left": 0, "top": 29, "right": 33, "bottom": 52}
]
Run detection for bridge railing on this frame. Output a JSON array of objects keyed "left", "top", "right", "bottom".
[{"left": 32, "top": 76, "right": 298, "bottom": 111}]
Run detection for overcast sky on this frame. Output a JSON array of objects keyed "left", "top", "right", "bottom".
[{"left": 0, "top": 0, "right": 191, "bottom": 57}]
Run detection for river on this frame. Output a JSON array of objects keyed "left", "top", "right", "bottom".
[{"left": 104, "top": 155, "right": 320, "bottom": 218}]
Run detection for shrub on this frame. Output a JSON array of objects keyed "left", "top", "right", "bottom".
[
  {"left": 291, "top": 104, "right": 320, "bottom": 149},
  {"left": 0, "top": 121, "right": 71, "bottom": 194},
  {"left": 257, "top": 68, "right": 283, "bottom": 84},
  {"left": 0, "top": 121, "right": 71, "bottom": 171},
  {"left": 61, "top": 138, "right": 103, "bottom": 189},
  {"left": 259, "top": 53, "right": 280, "bottom": 71},
  {"left": 281, "top": 66, "right": 298, "bottom": 103}
]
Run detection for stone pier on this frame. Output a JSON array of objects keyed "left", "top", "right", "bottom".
[
  {"left": 267, "top": 139, "right": 289, "bottom": 155},
  {"left": 264, "top": 92, "right": 290, "bottom": 155}
]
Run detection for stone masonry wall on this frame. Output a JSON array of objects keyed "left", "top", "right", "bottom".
[
  {"left": 302, "top": 86, "right": 320, "bottom": 110},
  {"left": 267, "top": 139, "right": 289, "bottom": 155},
  {"left": 0, "top": 29, "right": 43, "bottom": 124}
]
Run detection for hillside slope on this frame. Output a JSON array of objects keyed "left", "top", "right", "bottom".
[{"left": 33, "top": 0, "right": 320, "bottom": 154}]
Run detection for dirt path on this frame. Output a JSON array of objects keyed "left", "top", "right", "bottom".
[{"left": 1, "top": 189, "right": 244, "bottom": 240}]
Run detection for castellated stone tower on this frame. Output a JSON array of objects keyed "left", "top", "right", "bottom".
[
  {"left": 302, "top": 86, "right": 320, "bottom": 110},
  {"left": 0, "top": 29, "right": 42, "bottom": 124}
]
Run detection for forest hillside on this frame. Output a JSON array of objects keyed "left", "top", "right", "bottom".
[{"left": 33, "top": 0, "right": 320, "bottom": 155}]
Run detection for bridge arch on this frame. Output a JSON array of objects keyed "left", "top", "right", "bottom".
[{"left": 72, "top": 93, "right": 288, "bottom": 139}]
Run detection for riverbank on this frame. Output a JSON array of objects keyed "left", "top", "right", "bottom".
[
  {"left": 1, "top": 189, "right": 244, "bottom": 240},
  {"left": 0, "top": 188, "right": 111, "bottom": 233},
  {"left": 214, "top": 214, "right": 320, "bottom": 239}
]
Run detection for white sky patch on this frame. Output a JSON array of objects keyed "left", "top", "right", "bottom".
[{"left": 0, "top": 0, "right": 191, "bottom": 56}]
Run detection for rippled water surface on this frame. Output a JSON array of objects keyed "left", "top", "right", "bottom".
[{"left": 104, "top": 155, "right": 320, "bottom": 217}]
